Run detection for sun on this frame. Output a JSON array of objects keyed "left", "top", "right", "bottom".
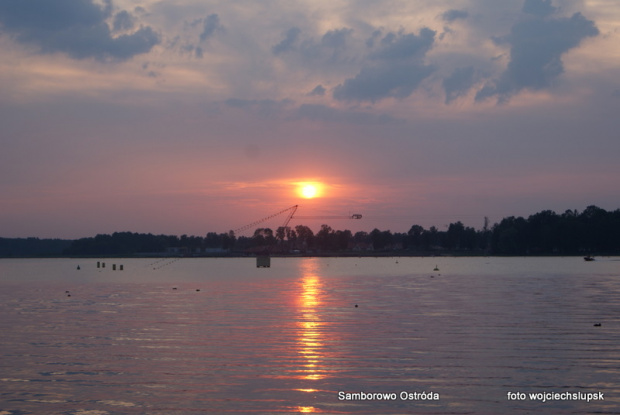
[
  {"left": 301, "top": 184, "right": 318, "bottom": 199},
  {"left": 298, "top": 182, "right": 322, "bottom": 199}
]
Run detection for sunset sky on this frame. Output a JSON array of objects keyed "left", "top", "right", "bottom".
[{"left": 1, "top": 0, "right": 619, "bottom": 238}]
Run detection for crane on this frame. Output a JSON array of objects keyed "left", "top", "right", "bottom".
[
  {"left": 233, "top": 205, "right": 299, "bottom": 235},
  {"left": 233, "top": 205, "right": 362, "bottom": 236},
  {"left": 233, "top": 205, "right": 362, "bottom": 268}
]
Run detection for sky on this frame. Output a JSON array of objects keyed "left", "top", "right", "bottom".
[{"left": 1, "top": 0, "right": 619, "bottom": 239}]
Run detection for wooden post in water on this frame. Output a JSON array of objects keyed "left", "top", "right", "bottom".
[{"left": 256, "top": 255, "right": 271, "bottom": 268}]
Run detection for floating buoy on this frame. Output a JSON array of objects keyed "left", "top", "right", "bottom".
[
  {"left": 355, "top": 304, "right": 358, "bottom": 308},
  {"left": 77, "top": 265, "right": 80, "bottom": 270},
  {"left": 594, "top": 323, "right": 602, "bottom": 327},
  {"left": 434, "top": 265, "right": 439, "bottom": 271}
]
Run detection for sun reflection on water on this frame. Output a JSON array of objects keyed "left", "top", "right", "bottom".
[
  {"left": 297, "top": 259, "right": 326, "bottom": 382},
  {"left": 296, "top": 406, "right": 318, "bottom": 413}
]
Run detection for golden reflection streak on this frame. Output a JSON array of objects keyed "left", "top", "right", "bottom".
[{"left": 297, "top": 258, "right": 326, "bottom": 382}]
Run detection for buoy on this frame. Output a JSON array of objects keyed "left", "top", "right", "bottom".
[
  {"left": 594, "top": 323, "right": 602, "bottom": 327},
  {"left": 77, "top": 265, "right": 80, "bottom": 270},
  {"left": 355, "top": 304, "right": 358, "bottom": 308},
  {"left": 434, "top": 265, "right": 439, "bottom": 271}
]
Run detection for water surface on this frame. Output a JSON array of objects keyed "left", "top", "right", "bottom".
[{"left": 1, "top": 257, "right": 619, "bottom": 414}]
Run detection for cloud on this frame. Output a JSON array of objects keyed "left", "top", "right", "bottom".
[
  {"left": 443, "top": 66, "right": 476, "bottom": 104},
  {"left": 0, "top": 0, "right": 159, "bottom": 61},
  {"left": 113, "top": 10, "right": 135, "bottom": 32},
  {"left": 333, "top": 28, "right": 436, "bottom": 103},
  {"left": 308, "top": 85, "right": 326, "bottom": 96},
  {"left": 199, "top": 14, "right": 223, "bottom": 42},
  {"left": 476, "top": 8, "right": 599, "bottom": 102},
  {"left": 522, "top": 0, "right": 555, "bottom": 17},
  {"left": 321, "top": 28, "right": 352, "bottom": 49},
  {"left": 442, "top": 9, "right": 469, "bottom": 22},
  {"left": 272, "top": 27, "right": 301, "bottom": 55}
]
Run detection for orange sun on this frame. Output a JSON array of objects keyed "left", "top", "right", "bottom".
[{"left": 298, "top": 182, "right": 322, "bottom": 199}]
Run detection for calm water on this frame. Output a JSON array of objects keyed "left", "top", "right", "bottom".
[{"left": 1, "top": 257, "right": 619, "bottom": 414}]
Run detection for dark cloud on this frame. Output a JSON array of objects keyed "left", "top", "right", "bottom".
[
  {"left": 522, "top": 0, "right": 556, "bottom": 17},
  {"left": 200, "top": 14, "right": 223, "bottom": 42},
  {"left": 443, "top": 66, "right": 476, "bottom": 104},
  {"left": 476, "top": 10, "right": 598, "bottom": 102},
  {"left": 442, "top": 9, "right": 469, "bottom": 22},
  {"left": 0, "top": 0, "right": 159, "bottom": 61},
  {"left": 272, "top": 27, "right": 353, "bottom": 65},
  {"left": 195, "top": 46, "right": 204, "bottom": 59},
  {"left": 321, "top": 28, "right": 351, "bottom": 49},
  {"left": 272, "top": 27, "right": 301, "bottom": 55},
  {"left": 308, "top": 85, "right": 326, "bottom": 96},
  {"left": 365, "top": 30, "right": 382, "bottom": 48},
  {"left": 113, "top": 10, "right": 135, "bottom": 32},
  {"left": 333, "top": 28, "right": 436, "bottom": 103}
]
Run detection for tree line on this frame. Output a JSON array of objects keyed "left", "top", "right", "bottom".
[{"left": 55, "top": 205, "right": 619, "bottom": 256}]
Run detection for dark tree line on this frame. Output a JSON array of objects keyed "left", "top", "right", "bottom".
[
  {"left": 491, "top": 205, "right": 620, "bottom": 255},
  {"left": 0, "top": 237, "right": 72, "bottom": 257},
  {"left": 4, "top": 205, "right": 618, "bottom": 257}
]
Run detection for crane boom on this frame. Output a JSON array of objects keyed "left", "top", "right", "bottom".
[
  {"left": 233, "top": 205, "right": 298, "bottom": 235},
  {"left": 233, "top": 205, "right": 362, "bottom": 236}
]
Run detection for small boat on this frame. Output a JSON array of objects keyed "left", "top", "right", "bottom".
[{"left": 584, "top": 256, "right": 595, "bottom": 262}]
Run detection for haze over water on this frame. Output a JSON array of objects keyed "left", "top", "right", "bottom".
[{"left": 1, "top": 257, "right": 619, "bottom": 414}]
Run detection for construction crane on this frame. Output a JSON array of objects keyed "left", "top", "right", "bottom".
[
  {"left": 233, "top": 205, "right": 362, "bottom": 236},
  {"left": 234, "top": 205, "right": 299, "bottom": 235},
  {"left": 233, "top": 205, "right": 362, "bottom": 268}
]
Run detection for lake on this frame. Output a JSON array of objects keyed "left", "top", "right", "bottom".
[{"left": 1, "top": 256, "right": 619, "bottom": 414}]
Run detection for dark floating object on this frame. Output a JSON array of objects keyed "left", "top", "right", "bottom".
[
  {"left": 355, "top": 304, "right": 358, "bottom": 308},
  {"left": 76, "top": 265, "right": 80, "bottom": 270},
  {"left": 434, "top": 265, "right": 439, "bottom": 271},
  {"left": 584, "top": 256, "right": 595, "bottom": 262},
  {"left": 173, "top": 287, "right": 177, "bottom": 290},
  {"left": 594, "top": 323, "right": 602, "bottom": 327},
  {"left": 196, "top": 289, "right": 201, "bottom": 292}
]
